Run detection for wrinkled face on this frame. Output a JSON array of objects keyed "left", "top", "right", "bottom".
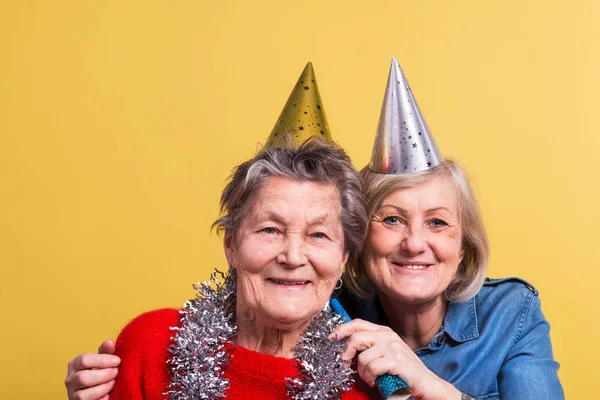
[
  {"left": 366, "top": 175, "right": 464, "bottom": 306},
  {"left": 225, "top": 176, "right": 347, "bottom": 331}
]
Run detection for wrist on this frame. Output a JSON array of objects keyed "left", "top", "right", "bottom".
[
  {"left": 409, "top": 374, "right": 460, "bottom": 400},
  {"left": 440, "top": 381, "right": 470, "bottom": 400},
  {"left": 433, "top": 377, "right": 461, "bottom": 400}
]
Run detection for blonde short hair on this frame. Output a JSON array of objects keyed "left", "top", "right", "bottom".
[{"left": 344, "top": 160, "right": 489, "bottom": 303}]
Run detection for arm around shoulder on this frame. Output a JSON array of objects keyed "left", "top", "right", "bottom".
[{"left": 110, "top": 308, "right": 181, "bottom": 400}]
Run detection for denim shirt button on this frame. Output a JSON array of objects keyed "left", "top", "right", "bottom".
[{"left": 438, "top": 334, "right": 447, "bottom": 345}]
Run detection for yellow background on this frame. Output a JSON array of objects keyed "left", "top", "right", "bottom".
[{"left": 1, "top": 0, "right": 598, "bottom": 398}]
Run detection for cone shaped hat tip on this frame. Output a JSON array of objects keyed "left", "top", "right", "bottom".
[
  {"left": 369, "top": 58, "right": 443, "bottom": 174},
  {"left": 265, "top": 62, "right": 333, "bottom": 148}
]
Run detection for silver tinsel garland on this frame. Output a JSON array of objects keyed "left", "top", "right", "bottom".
[{"left": 165, "top": 269, "right": 354, "bottom": 400}]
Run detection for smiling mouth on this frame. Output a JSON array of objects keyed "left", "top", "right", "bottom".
[
  {"left": 391, "top": 262, "right": 433, "bottom": 270},
  {"left": 268, "top": 279, "right": 310, "bottom": 285}
]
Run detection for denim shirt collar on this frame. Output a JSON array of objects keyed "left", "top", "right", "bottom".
[
  {"left": 442, "top": 297, "right": 479, "bottom": 343},
  {"left": 338, "top": 288, "right": 480, "bottom": 344}
]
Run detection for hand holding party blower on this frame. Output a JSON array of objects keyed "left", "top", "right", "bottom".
[{"left": 330, "top": 298, "right": 412, "bottom": 400}]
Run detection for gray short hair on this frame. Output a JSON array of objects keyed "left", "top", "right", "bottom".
[
  {"left": 213, "top": 138, "right": 368, "bottom": 256},
  {"left": 345, "top": 160, "right": 489, "bottom": 303}
]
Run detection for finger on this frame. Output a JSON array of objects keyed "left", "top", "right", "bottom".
[
  {"left": 359, "top": 357, "right": 399, "bottom": 387},
  {"left": 341, "top": 331, "right": 381, "bottom": 361},
  {"left": 97, "top": 339, "right": 116, "bottom": 355},
  {"left": 72, "top": 353, "right": 120, "bottom": 372},
  {"left": 329, "top": 319, "right": 388, "bottom": 340},
  {"left": 72, "top": 379, "right": 116, "bottom": 400},
  {"left": 357, "top": 346, "right": 385, "bottom": 379},
  {"left": 71, "top": 368, "right": 119, "bottom": 391},
  {"left": 67, "top": 358, "right": 76, "bottom": 375}
]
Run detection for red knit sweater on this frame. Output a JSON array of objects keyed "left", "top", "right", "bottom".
[{"left": 111, "top": 308, "right": 370, "bottom": 400}]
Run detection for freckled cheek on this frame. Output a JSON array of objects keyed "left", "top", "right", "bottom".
[
  {"left": 440, "top": 226, "right": 461, "bottom": 242},
  {"left": 432, "top": 233, "right": 463, "bottom": 265},
  {"left": 367, "top": 230, "right": 399, "bottom": 260}
]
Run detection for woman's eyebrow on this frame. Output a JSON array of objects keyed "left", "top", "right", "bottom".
[
  {"left": 378, "top": 205, "right": 452, "bottom": 214},
  {"left": 251, "top": 209, "right": 288, "bottom": 224},
  {"left": 379, "top": 204, "right": 407, "bottom": 214},
  {"left": 425, "top": 207, "right": 452, "bottom": 214},
  {"left": 306, "top": 213, "right": 334, "bottom": 226}
]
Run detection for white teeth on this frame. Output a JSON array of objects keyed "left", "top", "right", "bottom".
[
  {"left": 272, "top": 280, "right": 307, "bottom": 285},
  {"left": 403, "top": 265, "right": 427, "bottom": 269}
]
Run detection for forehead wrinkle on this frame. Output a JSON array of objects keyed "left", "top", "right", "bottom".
[
  {"left": 250, "top": 205, "right": 291, "bottom": 225},
  {"left": 248, "top": 196, "right": 339, "bottom": 227},
  {"left": 381, "top": 181, "right": 458, "bottom": 214},
  {"left": 246, "top": 177, "right": 341, "bottom": 225}
]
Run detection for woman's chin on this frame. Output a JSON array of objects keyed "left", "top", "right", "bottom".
[
  {"left": 380, "top": 283, "right": 442, "bottom": 306},
  {"left": 262, "top": 305, "right": 319, "bottom": 330}
]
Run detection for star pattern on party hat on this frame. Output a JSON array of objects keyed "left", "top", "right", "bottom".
[
  {"left": 265, "top": 62, "right": 333, "bottom": 148},
  {"left": 370, "top": 57, "right": 443, "bottom": 174}
]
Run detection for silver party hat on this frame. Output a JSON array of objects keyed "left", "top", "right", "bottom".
[{"left": 370, "top": 57, "right": 443, "bottom": 174}]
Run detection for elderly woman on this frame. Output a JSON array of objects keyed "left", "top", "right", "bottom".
[
  {"left": 331, "top": 59, "right": 564, "bottom": 399},
  {"left": 65, "top": 139, "right": 371, "bottom": 400},
  {"left": 65, "top": 60, "right": 564, "bottom": 400},
  {"left": 333, "top": 159, "right": 563, "bottom": 399}
]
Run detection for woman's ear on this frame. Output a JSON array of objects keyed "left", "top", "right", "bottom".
[
  {"left": 224, "top": 232, "right": 236, "bottom": 268},
  {"left": 341, "top": 251, "right": 349, "bottom": 269}
]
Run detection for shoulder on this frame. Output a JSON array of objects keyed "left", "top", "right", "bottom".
[
  {"left": 474, "top": 277, "right": 543, "bottom": 340},
  {"left": 482, "top": 277, "right": 538, "bottom": 295},
  {"left": 476, "top": 277, "right": 539, "bottom": 309},
  {"left": 112, "top": 308, "right": 181, "bottom": 399},
  {"left": 115, "top": 308, "right": 181, "bottom": 356},
  {"left": 117, "top": 308, "right": 181, "bottom": 337}
]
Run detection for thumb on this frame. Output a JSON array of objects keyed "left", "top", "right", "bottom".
[{"left": 98, "top": 339, "right": 116, "bottom": 355}]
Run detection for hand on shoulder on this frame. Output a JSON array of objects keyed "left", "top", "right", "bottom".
[
  {"left": 65, "top": 308, "right": 181, "bottom": 400},
  {"left": 65, "top": 339, "right": 120, "bottom": 400}
]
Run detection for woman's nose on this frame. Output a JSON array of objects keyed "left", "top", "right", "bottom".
[
  {"left": 277, "top": 235, "right": 307, "bottom": 267},
  {"left": 400, "top": 225, "right": 428, "bottom": 254}
]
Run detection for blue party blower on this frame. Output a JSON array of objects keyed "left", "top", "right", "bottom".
[{"left": 330, "top": 298, "right": 412, "bottom": 400}]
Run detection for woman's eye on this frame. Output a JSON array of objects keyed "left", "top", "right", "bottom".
[
  {"left": 429, "top": 218, "right": 448, "bottom": 228},
  {"left": 262, "top": 227, "right": 278, "bottom": 234},
  {"left": 311, "top": 232, "right": 328, "bottom": 239},
  {"left": 382, "top": 216, "right": 401, "bottom": 225}
]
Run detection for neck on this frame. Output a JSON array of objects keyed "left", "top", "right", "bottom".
[
  {"left": 378, "top": 291, "right": 447, "bottom": 351},
  {"left": 234, "top": 303, "right": 308, "bottom": 358}
]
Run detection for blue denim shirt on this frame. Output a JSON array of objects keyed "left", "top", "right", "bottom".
[{"left": 337, "top": 277, "right": 564, "bottom": 400}]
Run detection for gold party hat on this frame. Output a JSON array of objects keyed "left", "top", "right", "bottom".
[{"left": 265, "top": 62, "right": 333, "bottom": 148}]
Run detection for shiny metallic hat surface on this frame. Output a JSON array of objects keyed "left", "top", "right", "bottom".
[
  {"left": 265, "top": 62, "right": 333, "bottom": 148},
  {"left": 370, "top": 57, "right": 443, "bottom": 174}
]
